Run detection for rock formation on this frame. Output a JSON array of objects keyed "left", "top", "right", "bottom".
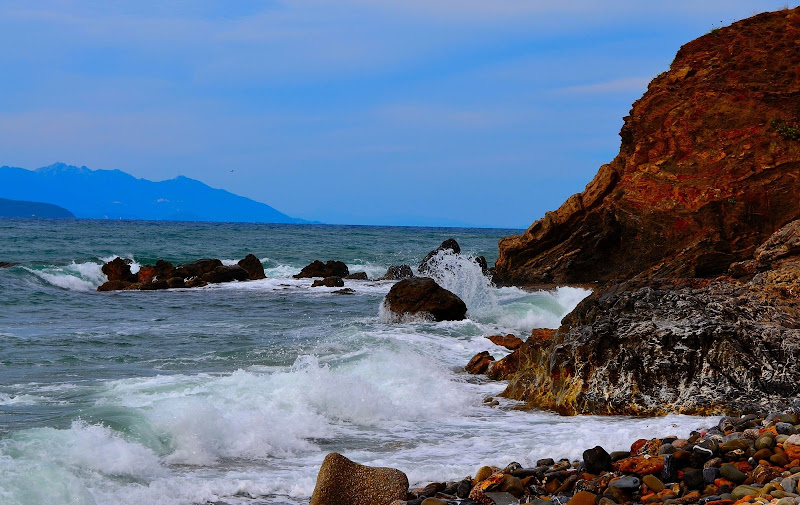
[
  {"left": 495, "top": 8, "right": 800, "bottom": 286},
  {"left": 419, "top": 239, "right": 461, "bottom": 273},
  {"left": 492, "top": 8, "right": 800, "bottom": 416},
  {"left": 383, "top": 277, "right": 467, "bottom": 321},
  {"left": 237, "top": 254, "right": 266, "bottom": 280}
]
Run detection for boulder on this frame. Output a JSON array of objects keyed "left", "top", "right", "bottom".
[
  {"left": 101, "top": 257, "right": 137, "bottom": 282},
  {"left": 380, "top": 265, "right": 414, "bottom": 280},
  {"left": 309, "top": 452, "right": 408, "bottom": 505},
  {"left": 495, "top": 8, "right": 800, "bottom": 285},
  {"left": 383, "top": 277, "right": 467, "bottom": 321},
  {"left": 345, "top": 272, "right": 369, "bottom": 280},
  {"left": 486, "top": 349, "right": 521, "bottom": 380},
  {"left": 201, "top": 265, "right": 250, "bottom": 284},
  {"left": 237, "top": 254, "right": 266, "bottom": 280},
  {"left": 311, "top": 276, "right": 344, "bottom": 288},
  {"left": 419, "top": 239, "right": 460, "bottom": 273},
  {"left": 294, "top": 260, "right": 349, "bottom": 279}
]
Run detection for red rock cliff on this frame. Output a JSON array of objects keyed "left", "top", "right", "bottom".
[{"left": 495, "top": 8, "right": 800, "bottom": 285}]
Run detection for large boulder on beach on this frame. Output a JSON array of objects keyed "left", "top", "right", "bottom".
[
  {"left": 384, "top": 277, "right": 467, "bottom": 321},
  {"left": 310, "top": 452, "right": 408, "bottom": 505},
  {"left": 294, "top": 260, "right": 349, "bottom": 279},
  {"left": 237, "top": 254, "right": 265, "bottom": 280},
  {"left": 419, "top": 239, "right": 460, "bottom": 273}
]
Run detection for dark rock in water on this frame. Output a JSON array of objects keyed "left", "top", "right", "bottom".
[
  {"left": 237, "top": 254, "right": 265, "bottom": 280},
  {"left": 97, "top": 280, "right": 133, "bottom": 292},
  {"left": 475, "top": 255, "right": 489, "bottom": 276},
  {"left": 465, "top": 351, "right": 495, "bottom": 374},
  {"left": 309, "top": 452, "right": 408, "bottom": 505},
  {"left": 294, "top": 260, "right": 349, "bottom": 279},
  {"left": 380, "top": 265, "right": 414, "bottom": 280},
  {"left": 185, "top": 277, "right": 208, "bottom": 288},
  {"left": 173, "top": 258, "right": 223, "bottom": 279},
  {"left": 345, "top": 272, "right": 368, "bottom": 280},
  {"left": 138, "top": 259, "right": 175, "bottom": 284},
  {"left": 332, "top": 288, "right": 356, "bottom": 295},
  {"left": 202, "top": 265, "right": 250, "bottom": 284},
  {"left": 419, "top": 239, "right": 460, "bottom": 273},
  {"left": 101, "top": 257, "right": 137, "bottom": 282},
  {"left": 0, "top": 261, "right": 19, "bottom": 268},
  {"left": 166, "top": 277, "right": 186, "bottom": 289},
  {"left": 583, "top": 446, "right": 611, "bottom": 474},
  {"left": 487, "top": 334, "right": 523, "bottom": 350},
  {"left": 384, "top": 277, "right": 467, "bottom": 321},
  {"left": 311, "top": 276, "right": 344, "bottom": 288},
  {"left": 135, "top": 279, "right": 169, "bottom": 291}
]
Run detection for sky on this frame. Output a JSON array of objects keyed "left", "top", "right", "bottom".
[{"left": 0, "top": 1, "right": 796, "bottom": 228}]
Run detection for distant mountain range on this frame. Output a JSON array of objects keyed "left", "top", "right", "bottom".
[{"left": 0, "top": 163, "right": 310, "bottom": 224}]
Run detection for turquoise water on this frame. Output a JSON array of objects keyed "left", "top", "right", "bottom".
[{"left": 0, "top": 219, "right": 713, "bottom": 505}]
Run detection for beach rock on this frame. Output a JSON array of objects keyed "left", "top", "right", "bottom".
[
  {"left": 419, "top": 239, "right": 461, "bottom": 273},
  {"left": 383, "top": 277, "right": 467, "bottom": 321},
  {"left": 311, "top": 276, "right": 345, "bottom": 288},
  {"left": 487, "top": 334, "right": 523, "bottom": 350},
  {"left": 465, "top": 352, "right": 495, "bottom": 374},
  {"left": 101, "top": 257, "right": 137, "bottom": 282},
  {"left": 202, "top": 265, "right": 250, "bottom": 284},
  {"left": 345, "top": 272, "right": 369, "bottom": 280},
  {"left": 613, "top": 456, "right": 664, "bottom": 475},
  {"left": 583, "top": 446, "right": 612, "bottom": 474},
  {"left": 784, "top": 435, "right": 800, "bottom": 461},
  {"left": 237, "top": 254, "right": 265, "bottom": 280},
  {"left": 380, "top": 265, "right": 415, "bottom": 280},
  {"left": 294, "top": 260, "right": 349, "bottom": 279},
  {"left": 495, "top": 8, "right": 800, "bottom": 285},
  {"left": 309, "top": 452, "right": 408, "bottom": 505}
]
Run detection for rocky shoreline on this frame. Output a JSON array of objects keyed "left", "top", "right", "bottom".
[{"left": 310, "top": 413, "right": 800, "bottom": 505}]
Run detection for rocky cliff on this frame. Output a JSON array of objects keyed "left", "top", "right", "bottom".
[
  {"left": 494, "top": 8, "right": 800, "bottom": 415},
  {"left": 495, "top": 8, "right": 800, "bottom": 285}
]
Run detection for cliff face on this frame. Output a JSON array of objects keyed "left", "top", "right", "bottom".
[{"left": 495, "top": 8, "right": 800, "bottom": 285}]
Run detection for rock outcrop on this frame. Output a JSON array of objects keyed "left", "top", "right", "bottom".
[
  {"left": 311, "top": 276, "right": 344, "bottom": 288},
  {"left": 419, "top": 239, "right": 461, "bottom": 273},
  {"left": 379, "top": 265, "right": 414, "bottom": 280},
  {"left": 237, "top": 254, "right": 266, "bottom": 280},
  {"left": 97, "top": 254, "right": 262, "bottom": 291},
  {"left": 309, "top": 452, "right": 408, "bottom": 505},
  {"left": 501, "top": 220, "right": 800, "bottom": 415},
  {"left": 495, "top": 8, "right": 800, "bottom": 286},
  {"left": 383, "top": 277, "right": 467, "bottom": 321}
]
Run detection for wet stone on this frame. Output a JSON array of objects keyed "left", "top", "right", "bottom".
[
  {"left": 643, "top": 475, "right": 665, "bottom": 492},
  {"left": 583, "top": 446, "right": 612, "bottom": 474},
  {"left": 704, "top": 467, "right": 721, "bottom": 484},
  {"left": 684, "top": 469, "right": 705, "bottom": 490},
  {"left": 755, "top": 436, "right": 775, "bottom": 450},
  {"left": 609, "top": 476, "right": 641, "bottom": 490},
  {"left": 777, "top": 423, "right": 797, "bottom": 435}
]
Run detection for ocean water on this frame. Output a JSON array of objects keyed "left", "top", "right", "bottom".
[{"left": 0, "top": 219, "right": 716, "bottom": 505}]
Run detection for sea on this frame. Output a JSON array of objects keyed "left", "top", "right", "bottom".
[{"left": 0, "top": 219, "right": 716, "bottom": 505}]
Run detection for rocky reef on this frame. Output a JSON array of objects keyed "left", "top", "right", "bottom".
[
  {"left": 491, "top": 7, "right": 800, "bottom": 416},
  {"left": 495, "top": 8, "right": 800, "bottom": 286}
]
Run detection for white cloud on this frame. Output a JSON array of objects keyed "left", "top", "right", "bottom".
[{"left": 557, "top": 76, "right": 652, "bottom": 95}]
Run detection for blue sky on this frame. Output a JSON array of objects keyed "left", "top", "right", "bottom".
[{"left": 0, "top": 1, "right": 794, "bottom": 228}]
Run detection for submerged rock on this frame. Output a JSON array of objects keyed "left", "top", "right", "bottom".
[
  {"left": 344, "top": 272, "right": 369, "bottom": 280},
  {"left": 311, "top": 276, "right": 344, "bottom": 288},
  {"left": 309, "top": 452, "right": 408, "bottom": 505},
  {"left": 0, "top": 261, "right": 19, "bottom": 268},
  {"left": 202, "top": 265, "right": 250, "bottom": 284},
  {"left": 383, "top": 277, "right": 467, "bottom": 321},
  {"left": 294, "top": 260, "right": 349, "bottom": 279}
]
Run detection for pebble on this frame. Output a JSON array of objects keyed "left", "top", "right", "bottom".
[
  {"left": 720, "top": 463, "right": 748, "bottom": 484},
  {"left": 609, "top": 476, "right": 640, "bottom": 490},
  {"left": 643, "top": 474, "right": 665, "bottom": 492}
]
